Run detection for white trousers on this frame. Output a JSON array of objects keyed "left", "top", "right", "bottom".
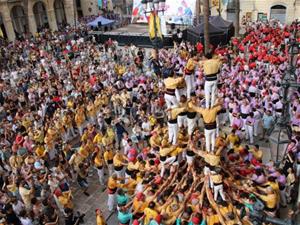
[
  {"left": 160, "top": 156, "right": 176, "bottom": 177},
  {"left": 241, "top": 118, "right": 247, "bottom": 131},
  {"left": 164, "top": 94, "right": 178, "bottom": 109},
  {"left": 88, "top": 116, "right": 96, "bottom": 124},
  {"left": 204, "top": 128, "right": 216, "bottom": 152},
  {"left": 113, "top": 104, "right": 122, "bottom": 115},
  {"left": 245, "top": 125, "right": 254, "bottom": 144},
  {"left": 280, "top": 187, "right": 287, "bottom": 206},
  {"left": 216, "top": 117, "right": 220, "bottom": 137},
  {"left": 77, "top": 124, "right": 84, "bottom": 136},
  {"left": 186, "top": 155, "right": 194, "bottom": 165},
  {"left": 67, "top": 126, "right": 76, "bottom": 139},
  {"left": 254, "top": 120, "right": 260, "bottom": 136},
  {"left": 204, "top": 166, "right": 211, "bottom": 176},
  {"left": 185, "top": 75, "right": 194, "bottom": 99},
  {"left": 107, "top": 194, "right": 115, "bottom": 211},
  {"left": 115, "top": 169, "right": 123, "bottom": 179},
  {"left": 229, "top": 113, "right": 234, "bottom": 126},
  {"left": 107, "top": 164, "right": 113, "bottom": 177},
  {"left": 96, "top": 168, "right": 104, "bottom": 185},
  {"left": 187, "top": 117, "right": 196, "bottom": 136},
  {"left": 204, "top": 80, "right": 217, "bottom": 108},
  {"left": 218, "top": 112, "right": 227, "bottom": 125},
  {"left": 296, "top": 164, "right": 300, "bottom": 177},
  {"left": 178, "top": 115, "right": 187, "bottom": 128},
  {"left": 213, "top": 184, "right": 226, "bottom": 201},
  {"left": 175, "top": 87, "right": 187, "bottom": 102},
  {"left": 168, "top": 122, "right": 178, "bottom": 145}
]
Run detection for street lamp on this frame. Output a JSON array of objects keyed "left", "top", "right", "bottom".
[
  {"left": 141, "top": 0, "right": 166, "bottom": 49},
  {"left": 269, "top": 41, "right": 300, "bottom": 164}
]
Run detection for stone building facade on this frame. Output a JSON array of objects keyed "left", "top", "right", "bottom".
[
  {"left": 210, "top": 0, "right": 300, "bottom": 25},
  {"left": 0, "top": 0, "right": 78, "bottom": 41}
]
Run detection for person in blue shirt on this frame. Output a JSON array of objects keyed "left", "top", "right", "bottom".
[
  {"left": 149, "top": 214, "right": 163, "bottom": 225},
  {"left": 261, "top": 110, "right": 274, "bottom": 141},
  {"left": 116, "top": 188, "right": 129, "bottom": 208},
  {"left": 117, "top": 206, "right": 133, "bottom": 225}
]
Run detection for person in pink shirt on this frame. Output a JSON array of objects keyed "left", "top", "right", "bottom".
[
  {"left": 22, "top": 136, "right": 34, "bottom": 153},
  {"left": 240, "top": 99, "right": 251, "bottom": 131},
  {"left": 232, "top": 114, "right": 244, "bottom": 139}
]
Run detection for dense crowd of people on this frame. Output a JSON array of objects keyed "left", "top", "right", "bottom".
[{"left": 0, "top": 16, "right": 299, "bottom": 225}]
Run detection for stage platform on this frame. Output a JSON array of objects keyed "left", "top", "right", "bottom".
[{"left": 89, "top": 24, "right": 174, "bottom": 48}]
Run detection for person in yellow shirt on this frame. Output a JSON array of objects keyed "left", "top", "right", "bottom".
[
  {"left": 190, "top": 142, "right": 223, "bottom": 174},
  {"left": 93, "top": 131, "right": 103, "bottom": 147},
  {"left": 207, "top": 208, "right": 220, "bottom": 225},
  {"left": 9, "top": 152, "right": 23, "bottom": 173},
  {"left": 104, "top": 148, "right": 114, "bottom": 176},
  {"left": 78, "top": 141, "right": 90, "bottom": 159},
  {"left": 226, "top": 129, "right": 240, "bottom": 149},
  {"left": 249, "top": 145, "right": 263, "bottom": 162},
  {"left": 184, "top": 54, "right": 198, "bottom": 99},
  {"left": 87, "top": 100, "right": 97, "bottom": 124},
  {"left": 68, "top": 151, "right": 84, "bottom": 171},
  {"left": 144, "top": 201, "right": 158, "bottom": 225},
  {"left": 177, "top": 95, "right": 188, "bottom": 129},
  {"left": 113, "top": 150, "right": 128, "bottom": 178},
  {"left": 93, "top": 147, "right": 105, "bottom": 185},
  {"left": 252, "top": 186, "right": 278, "bottom": 216},
  {"left": 164, "top": 71, "right": 184, "bottom": 109},
  {"left": 186, "top": 93, "right": 198, "bottom": 137},
  {"left": 209, "top": 168, "right": 226, "bottom": 201},
  {"left": 96, "top": 209, "right": 106, "bottom": 225},
  {"left": 33, "top": 128, "right": 44, "bottom": 144},
  {"left": 175, "top": 65, "right": 186, "bottom": 102},
  {"left": 219, "top": 201, "right": 240, "bottom": 224},
  {"left": 107, "top": 174, "right": 122, "bottom": 212},
  {"left": 200, "top": 53, "right": 222, "bottom": 108},
  {"left": 55, "top": 120, "right": 67, "bottom": 142},
  {"left": 132, "top": 192, "right": 147, "bottom": 220},
  {"left": 190, "top": 100, "right": 222, "bottom": 152},
  {"left": 75, "top": 106, "right": 86, "bottom": 136},
  {"left": 63, "top": 111, "right": 76, "bottom": 139},
  {"left": 111, "top": 92, "right": 122, "bottom": 115},
  {"left": 167, "top": 106, "right": 187, "bottom": 145}
]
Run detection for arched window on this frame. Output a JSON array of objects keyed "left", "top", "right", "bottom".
[
  {"left": 33, "top": 1, "right": 49, "bottom": 31},
  {"left": 226, "top": 0, "right": 238, "bottom": 23},
  {"left": 270, "top": 5, "right": 286, "bottom": 24},
  {"left": 54, "top": 0, "right": 66, "bottom": 26},
  {"left": 10, "top": 5, "right": 28, "bottom": 36}
]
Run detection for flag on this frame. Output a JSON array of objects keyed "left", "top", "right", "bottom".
[
  {"left": 149, "top": 12, "right": 162, "bottom": 40},
  {"left": 0, "top": 27, "right": 3, "bottom": 38}
]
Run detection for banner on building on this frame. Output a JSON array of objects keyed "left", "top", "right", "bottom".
[{"left": 132, "top": 0, "right": 196, "bottom": 25}]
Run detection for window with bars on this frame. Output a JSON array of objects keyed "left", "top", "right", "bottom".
[{"left": 227, "top": 0, "right": 238, "bottom": 13}]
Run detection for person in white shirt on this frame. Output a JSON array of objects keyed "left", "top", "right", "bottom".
[
  {"left": 19, "top": 210, "right": 33, "bottom": 225},
  {"left": 11, "top": 197, "right": 24, "bottom": 216},
  {"left": 142, "top": 117, "right": 152, "bottom": 145}
]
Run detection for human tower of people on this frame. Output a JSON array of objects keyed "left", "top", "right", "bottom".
[{"left": 0, "top": 19, "right": 299, "bottom": 225}]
